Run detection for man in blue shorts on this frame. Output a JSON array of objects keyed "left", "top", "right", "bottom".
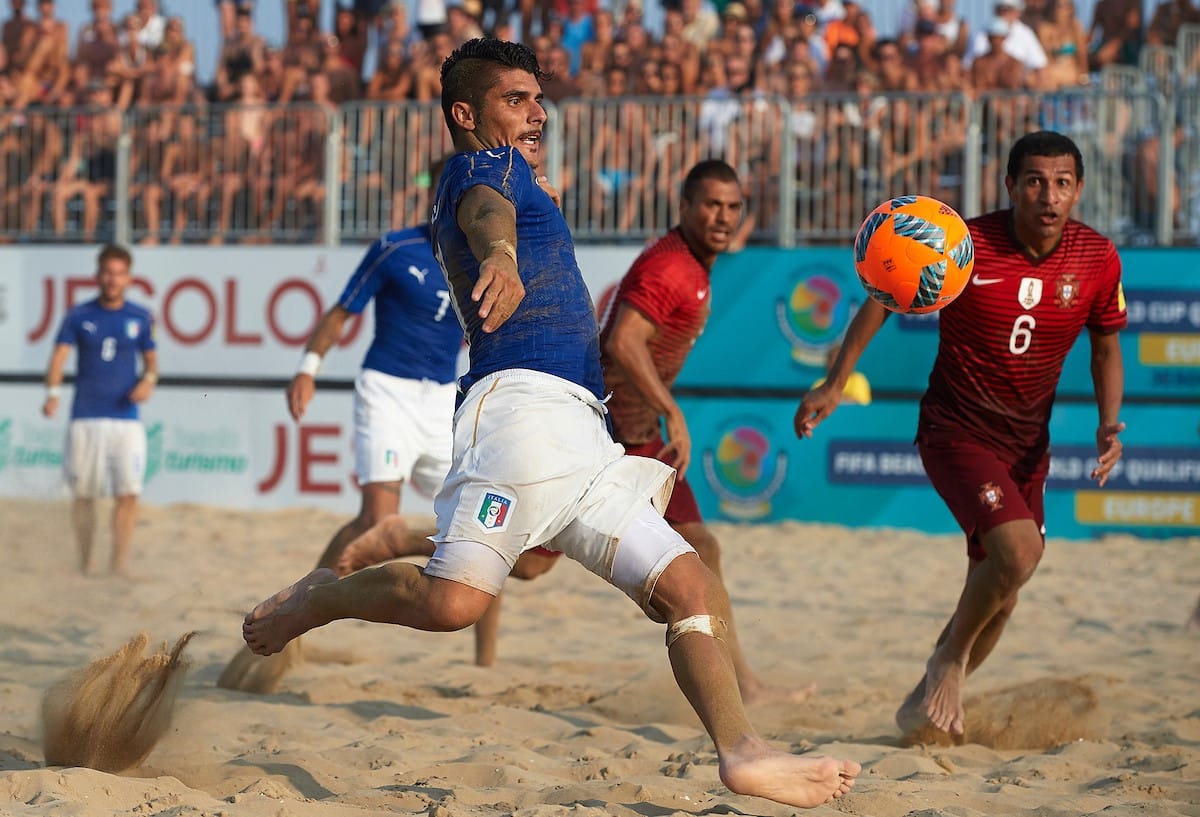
[
  {"left": 242, "top": 38, "right": 858, "bottom": 808},
  {"left": 43, "top": 244, "right": 157, "bottom": 577}
]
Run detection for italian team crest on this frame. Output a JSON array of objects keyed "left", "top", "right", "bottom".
[
  {"left": 978, "top": 481, "right": 1004, "bottom": 511},
  {"left": 476, "top": 491, "right": 514, "bottom": 532},
  {"left": 126, "top": 319, "right": 140, "bottom": 339},
  {"left": 1055, "top": 274, "right": 1079, "bottom": 308},
  {"left": 1018, "top": 278, "right": 1043, "bottom": 310}
]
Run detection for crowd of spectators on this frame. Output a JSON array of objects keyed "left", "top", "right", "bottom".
[{"left": 1, "top": 0, "right": 1198, "bottom": 243}]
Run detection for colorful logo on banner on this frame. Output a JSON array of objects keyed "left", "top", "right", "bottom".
[
  {"left": 144, "top": 422, "right": 248, "bottom": 483},
  {"left": 775, "top": 266, "right": 860, "bottom": 367},
  {"left": 702, "top": 418, "right": 788, "bottom": 520}
]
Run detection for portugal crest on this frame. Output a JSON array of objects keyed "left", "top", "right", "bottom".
[
  {"left": 978, "top": 481, "right": 1004, "bottom": 511},
  {"left": 1055, "top": 274, "right": 1079, "bottom": 308}
]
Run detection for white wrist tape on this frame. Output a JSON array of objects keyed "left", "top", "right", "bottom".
[
  {"left": 141, "top": 371, "right": 158, "bottom": 385},
  {"left": 46, "top": 385, "right": 61, "bottom": 400},
  {"left": 298, "top": 351, "right": 322, "bottom": 377}
]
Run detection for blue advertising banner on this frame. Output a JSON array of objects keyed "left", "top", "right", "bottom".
[
  {"left": 681, "top": 247, "right": 1200, "bottom": 401},
  {"left": 679, "top": 398, "right": 1200, "bottom": 539}
]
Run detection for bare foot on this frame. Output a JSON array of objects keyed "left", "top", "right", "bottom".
[
  {"left": 895, "top": 678, "right": 928, "bottom": 735},
  {"left": 741, "top": 678, "right": 819, "bottom": 706},
  {"left": 921, "top": 647, "right": 966, "bottom": 735},
  {"left": 336, "top": 516, "right": 434, "bottom": 576},
  {"left": 243, "top": 568, "right": 338, "bottom": 656},
  {"left": 719, "top": 736, "right": 860, "bottom": 808}
]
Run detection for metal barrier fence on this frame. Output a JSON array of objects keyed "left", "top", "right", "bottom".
[{"left": 0, "top": 88, "right": 1189, "bottom": 248}]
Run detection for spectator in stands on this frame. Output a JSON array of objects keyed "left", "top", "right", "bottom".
[
  {"left": 365, "top": 39, "right": 410, "bottom": 100},
  {"left": 213, "top": 72, "right": 271, "bottom": 243},
  {"left": 680, "top": 0, "right": 718, "bottom": 51},
  {"left": 332, "top": 3, "right": 367, "bottom": 76},
  {"left": 217, "top": 0, "right": 253, "bottom": 41},
  {"left": 108, "top": 13, "right": 150, "bottom": 110},
  {"left": 52, "top": 80, "right": 120, "bottom": 241},
  {"left": 542, "top": 43, "right": 581, "bottom": 100},
  {"left": 1037, "top": 0, "right": 1089, "bottom": 89},
  {"left": 900, "top": 0, "right": 969, "bottom": 58},
  {"left": 10, "top": 0, "right": 67, "bottom": 109},
  {"left": 589, "top": 66, "right": 652, "bottom": 231},
  {"left": 446, "top": 0, "right": 485, "bottom": 45},
  {"left": 560, "top": 0, "right": 594, "bottom": 74},
  {"left": 823, "top": 40, "right": 859, "bottom": 91},
  {"left": 1020, "top": 0, "right": 1049, "bottom": 28},
  {"left": 1146, "top": 0, "right": 1200, "bottom": 46},
  {"left": 266, "top": 71, "right": 330, "bottom": 239},
  {"left": 76, "top": 1, "right": 120, "bottom": 90},
  {"left": 215, "top": 5, "right": 264, "bottom": 101},
  {"left": 319, "top": 33, "right": 362, "bottom": 102},
  {"left": 873, "top": 36, "right": 916, "bottom": 89},
  {"left": 376, "top": 0, "right": 414, "bottom": 48},
  {"left": 717, "top": 2, "right": 752, "bottom": 58},
  {"left": 660, "top": 30, "right": 701, "bottom": 92},
  {"left": 415, "top": 0, "right": 448, "bottom": 39},
  {"left": 971, "top": 17, "right": 1030, "bottom": 204},
  {"left": 970, "top": 17, "right": 1028, "bottom": 90},
  {"left": 134, "top": 0, "right": 164, "bottom": 50},
  {"left": 966, "top": 1, "right": 1047, "bottom": 88},
  {"left": 3, "top": 0, "right": 37, "bottom": 82},
  {"left": 282, "top": 1, "right": 322, "bottom": 74},
  {"left": 825, "top": 0, "right": 875, "bottom": 67},
  {"left": 161, "top": 111, "right": 215, "bottom": 243},
  {"left": 1088, "top": 0, "right": 1141, "bottom": 70}
]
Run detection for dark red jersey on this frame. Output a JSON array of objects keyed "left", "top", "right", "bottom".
[
  {"left": 600, "top": 228, "right": 712, "bottom": 445},
  {"left": 919, "top": 209, "right": 1127, "bottom": 465}
]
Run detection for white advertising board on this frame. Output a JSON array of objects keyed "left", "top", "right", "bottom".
[
  {"left": 1, "top": 245, "right": 639, "bottom": 379},
  {"left": 0, "top": 382, "right": 432, "bottom": 514}
]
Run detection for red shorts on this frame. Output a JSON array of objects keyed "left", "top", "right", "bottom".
[
  {"left": 917, "top": 429, "right": 1048, "bottom": 561},
  {"left": 620, "top": 436, "right": 703, "bottom": 525}
]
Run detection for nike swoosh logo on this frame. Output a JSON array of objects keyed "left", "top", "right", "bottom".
[
  {"left": 697, "top": 289, "right": 708, "bottom": 299},
  {"left": 972, "top": 276, "right": 1004, "bottom": 286}
]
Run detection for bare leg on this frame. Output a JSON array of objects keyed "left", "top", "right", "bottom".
[
  {"left": 651, "top": 553, "right": 859, "bottom": 808},
  {"left": 243, "top": 562, "right": 497, "bottom": 656},
  {"left": 1188, "top": 595, "right": 1200, "bottom": 632},
  {"left": 674, "top": 521, "right": 815, "bottom": 705},
  {"left": 898, "top": 519, "right": 1043, "bottom": 736},
  {"left": 111, "top": 494, "right": 138, "bottom": 577},
  {"left": 336, "top": 513, "right": 436, "bottom": 575},
  {"left": 72, "top": 497, "right": 96, "bottom": 575},
  {"left": 474, "top": 592, "right": 502, "bottom": 667}
]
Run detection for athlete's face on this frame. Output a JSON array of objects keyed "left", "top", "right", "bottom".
[
  {"left": 679, "top": 177, "right": 744, "bottom": 261},
  {"left": 458, "top": 67, "right": 546, "bottom": 170},
  {"left": 1005, "top": 153, "right": 1083, "bottom": 246},
  {"left": 96, "top": 257, "right": 131, "bottom": 307}
]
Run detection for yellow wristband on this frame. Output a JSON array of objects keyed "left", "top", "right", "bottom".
[
  {"left": 487, "top": 239, "right": 517, "bottom": 265},
  {"left": 142, "top": 371, "right": 158, "bottom": 385}
]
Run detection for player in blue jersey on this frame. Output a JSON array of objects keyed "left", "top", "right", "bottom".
[
  {"left": 43, "top": 244, "right": 157, "bottom": 578},
  {"left": 242, "top": 38, "right": 859, "bottom": 808}
]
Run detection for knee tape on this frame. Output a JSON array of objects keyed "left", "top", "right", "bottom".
[{"left": 665, "top": 614, "right": 728, "bottom": 648}]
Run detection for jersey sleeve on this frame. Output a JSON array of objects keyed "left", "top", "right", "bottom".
[
  {"left": 618, "top": 254, "right": 690, "bottom": 327},
  {"left": 443, "top": 147, "right": 530, "bottom": 220},
  {"left": 338, "top": 238, "right": 388, "bottom": 314},
  {"left": 54, "top": 308, "right": 80, "bottom": 347},
  {"left": 1087, "top": 244, "right": 1128, "bottom": 333}
]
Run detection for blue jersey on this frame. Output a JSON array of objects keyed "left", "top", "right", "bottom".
[
  {"left": 337, "top": 224, "right": 464, "bottom": 384},
  {"left": 55, "top": 299, "right": 156, "bottom": 420},
  {"left": 431, "top": 147, "right": 604, "bottom": 399}
]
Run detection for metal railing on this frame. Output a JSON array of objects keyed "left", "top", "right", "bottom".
[{"left": 0, "top": 87, "right": 1191, "bottom": 248}]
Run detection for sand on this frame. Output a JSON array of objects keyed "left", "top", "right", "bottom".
[{"left": 0, "top": 497, "right": 1197, "bottom": 816}]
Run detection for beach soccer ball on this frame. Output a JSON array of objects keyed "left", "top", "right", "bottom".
[{"left": 852, "top": 195, "right": 975, "bottom": 314}]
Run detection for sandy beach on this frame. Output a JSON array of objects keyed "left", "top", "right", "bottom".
[{"left": 0, "top": 496, "right": 1197, "bottom": 816}]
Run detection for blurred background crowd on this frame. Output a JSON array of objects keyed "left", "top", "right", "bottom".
[{"left": 1, "top": 0, "right": 1198, "bottom": 246}]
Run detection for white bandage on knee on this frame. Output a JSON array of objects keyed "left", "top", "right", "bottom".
[{"left": 665, "top": 614, "right": 728, "bottom": 648}]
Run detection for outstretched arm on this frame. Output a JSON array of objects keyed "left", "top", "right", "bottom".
[
  {"left": 794, "top": 298, "right": 890, "bottom": 439},
  {"left": 288, "top": 305, "right": 350, "bottom": 421},
  {"left": 457, "top": 184, "right": 524, "bottom": 333},
  {"left": 604, "top": 304, "right": 691, "bottom": 476},
  {"left": 1088, "top": 327, "right": 1125, "bottom": 486}
]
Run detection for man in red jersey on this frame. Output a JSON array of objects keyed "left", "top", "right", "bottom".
[
  {"left": 600, "top": 159, "right": 813, "bottom": 704},
  {"left": 795, "top": 131, "right": 1127, "bottom": 738}
]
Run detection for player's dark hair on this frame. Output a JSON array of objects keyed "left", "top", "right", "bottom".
[
  {"left": 681, "top": 159, "right": 739, "bottom": 202},
  {"left": 97, "top": 243, "right": 132, "bottom": 269},
  {"left": 1006, "top": 130, "right": 1084, "bottom": 180},
  {"left": 440, "top": 38, "right": 547, "bottom": 139}
]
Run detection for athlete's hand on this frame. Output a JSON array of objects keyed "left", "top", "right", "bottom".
[
  {"left": 128, "top": 378, "right": 155, "bottom": 404},
  {"left": 474, "top": 252, "right": 524, "bottom": 333},
  {"left": 287, "top": 373, "right": 315, "bottom": 421},
  {"left": 658, "top": 410, "right": 692, "bottom": 478},
  {"left": 794, "top": 382, "right": 840, "bottom": 439},
  {"left": 1091, "top": 421, "right": 1126, "bottom": 487},
  {"left": 42, "top": 396, "right": 58, "bottom": 418},
  {"left": 536, "top": 174, "right": 561, "bottom": 207}
]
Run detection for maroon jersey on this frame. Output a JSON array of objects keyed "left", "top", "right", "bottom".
[
  {"left": 600, "top": 228, "right": 712, "bottom": 445},
  {"left": 919, "top": 209, "right": 1126, "bottom": 465}
]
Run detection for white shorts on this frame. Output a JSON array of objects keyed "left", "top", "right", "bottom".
[
  {"left": 427, "top": 369, "right": 691, "bottom": 616},
  {"left": 353, "top": 368, "right": 455, "bottom": 495},
  {"left": 64, "top": 419, "right": 147, "bottom": 498}
]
